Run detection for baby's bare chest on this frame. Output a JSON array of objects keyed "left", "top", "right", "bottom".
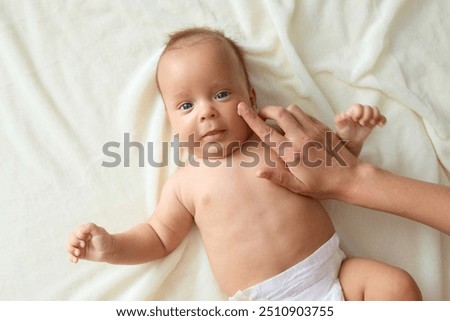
[
  {"left": 184, "top": 167, "right": 296, "bottom": 222},
  {"left": 178, "top": 145, "right": 291, "bottom": 215}
]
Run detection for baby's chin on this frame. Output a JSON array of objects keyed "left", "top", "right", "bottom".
[{"left": 197, "top": 141, "right": 242, "bottom": 160}]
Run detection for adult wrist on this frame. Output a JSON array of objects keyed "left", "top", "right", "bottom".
[{"left": 337, "top": 161, "right": 379, "bottom": 205}]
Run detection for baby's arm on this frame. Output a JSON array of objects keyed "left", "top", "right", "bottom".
[
  {"left": 334, "top": 104, "right": 386, "bottom": 157},
  {"left": 67, "top": 176, "right": 194, "bottom": 264}
]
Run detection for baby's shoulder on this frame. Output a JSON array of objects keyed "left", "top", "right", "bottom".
[
  {"left": 166, "top": 166, "right": 200, "bottom": 190},
  {"left": 169, "top": 165, "right": 194, "bottom": 181},
  {"left": 164, "top": 167, "right": 197, "bottom": 214},
  {"left": 163, "top": 167, "right": 186, "bottom": 189}
]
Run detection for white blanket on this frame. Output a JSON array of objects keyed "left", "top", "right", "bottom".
[{"left": 1, "top": 0, "right": 449, "bottom": 300}]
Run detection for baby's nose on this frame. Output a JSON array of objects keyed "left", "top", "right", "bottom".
[{"left": 199, "top": 104, "right": 217, "bottom": 121}]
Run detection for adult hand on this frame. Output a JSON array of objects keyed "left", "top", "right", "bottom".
[
  {"left": 238, "top": 102, "right": 361, "bottom": 200},
  {"left": 238, "top": 102, "right": 450, "bottom": 235}
]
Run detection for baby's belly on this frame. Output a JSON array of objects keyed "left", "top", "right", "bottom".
[{"left": 196, "top": 190, "right": 335, "bottom": 296}]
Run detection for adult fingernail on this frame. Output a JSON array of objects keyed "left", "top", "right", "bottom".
[{"left": 237, "top": 102, "right": 245, "bottom": 116}]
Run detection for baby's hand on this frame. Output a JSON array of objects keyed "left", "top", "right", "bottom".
[
  {"left": 67, "top": 223, "right": 113, "bottom": 263},
  {"left": 334, "top": 104, "right": 387, "bottom": 156}
]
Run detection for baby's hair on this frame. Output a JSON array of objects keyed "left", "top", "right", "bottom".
[{"left": 158, "top": 27, "right": 251, "bottom": 89}]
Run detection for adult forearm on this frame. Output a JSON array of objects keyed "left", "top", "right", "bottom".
[
  {"left": 344, "top": 163, "right": 450, "bottom": 235},
  {"left": 106, "top": 223, "right": 168, "bottom": 264}
]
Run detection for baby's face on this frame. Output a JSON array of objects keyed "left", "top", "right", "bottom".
[{"left": 157, "top": 39, "right": 255, "bottom": 159}]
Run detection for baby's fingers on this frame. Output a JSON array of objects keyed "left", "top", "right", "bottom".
[
  {"left": 69, "top": 250, "right": 80, "bottom": 263},
  {"left": 67, "top": 225, "right": 94, "bottom": 262},
  {"left": 67, "top": 242, "right": 84, "bottom": 263},
  {"left": 348, "top": 104, "right": 386, "bottom": 127},
  {"left": 374, "top": 107, "right": 387, "bottom": 127},
  {"left": 358, "top": 105, "right": 376, "bottom": 126},
  {"left": 68, "top": 233, "right": 86, "bottom": 249},
  {"left": 365, "top": 106, "right": 387, "bottom": 126}
]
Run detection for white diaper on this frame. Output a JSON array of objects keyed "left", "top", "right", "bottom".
[{"left": 229, "top": 233, "right": 345, "bottom": 301}]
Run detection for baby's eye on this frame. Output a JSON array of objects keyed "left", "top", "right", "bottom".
[
  {"left": 179, "top": 102, "right": 193, "bottom": 110},
  {"left": 215, "top": 91, "right": 230, "bottom": 100}
]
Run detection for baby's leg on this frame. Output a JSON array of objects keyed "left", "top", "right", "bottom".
[
  {"left": 334, "top": 104, "right": 386, "bottom": 156},
  {"left": 339, "top": 257, "right": 422, "bottom": 300}
]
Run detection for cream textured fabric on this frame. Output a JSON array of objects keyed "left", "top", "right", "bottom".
[{"left": 1, "top": 0, "right": 449, "bottom": 300}]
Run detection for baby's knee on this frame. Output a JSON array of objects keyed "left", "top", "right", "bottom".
[
  {"left": 384, "top": 268, "right": 422, "bottom": 301},
  {"left": 339, "top": 258, "right": 422, "bottom": 301}
]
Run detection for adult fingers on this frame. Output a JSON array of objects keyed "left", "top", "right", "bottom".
[
  {"left": 262, "top": 104, "right": 332, "bottom": 142},
  {"left": 238, "top": 102, "right": 287, "bottom": 145},
  {"left": 285, "top": 104, "right": 315, "bottom": 128},
  {"left": 257, "top": 167, "right": 308, "bottom": 196},
  {"left": 257, "top": 104, "right": 306, "bottom": 135}
]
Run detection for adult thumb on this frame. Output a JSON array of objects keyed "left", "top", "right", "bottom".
[{"left": 256, "top": 167, "right": 308, "bottom": 196}]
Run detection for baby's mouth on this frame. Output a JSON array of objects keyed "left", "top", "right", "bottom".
[{"left": 202, "top": 129, "right": 225, "bottom": 140}]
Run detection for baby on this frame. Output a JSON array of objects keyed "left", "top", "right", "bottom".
[{"left": 68, "top": 28, "right": 421, "bottom": 300}]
